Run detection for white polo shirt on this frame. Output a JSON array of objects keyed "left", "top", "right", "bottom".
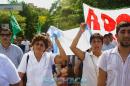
[
  {"left": 98, "top": 47, "right": 130, "bottom": 86},
  {"left": 18, "top": 51, "right": 57, "bottom": 86},
  {"left": 0, "top": 54, "right": 20, "bottom": 86},
  {"left": 81, "top": 52, "right": 100, "bottom": 86}
]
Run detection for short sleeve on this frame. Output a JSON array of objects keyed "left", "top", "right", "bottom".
[
  {"left": 98, "top": 51, "right": 108, "bottom": 72},
  {"left": 50, "top": 53, "right": 57, "bottom": 64},
  {"left": 18, "top": 53, "right": 28, "bottom": 73},
  {"left": 5, "top": 58, "right": 21, "bottom": 84},
  {"left": 17, "top": 47, "right": 24, "bottom": 66}
]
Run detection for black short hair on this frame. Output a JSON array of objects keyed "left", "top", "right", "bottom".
[
  {"left": 103, "top": 34, "right": 110, "bottom": 38},
  {"left": 108, "top": 33, "right": 113, "bottom": 36},
  {"left": 116, "top": 21, "right": 130, "bottom": 34},
  {"left": 90, "top": 33, "right": 103, "bottom": 44}
]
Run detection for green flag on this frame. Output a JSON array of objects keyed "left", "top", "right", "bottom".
[
  {"left": 10, "top": 15, "right": 21, "bottom": 43},
  {"left": 10, "top": 15, "right": 21, "bottom": 35}
]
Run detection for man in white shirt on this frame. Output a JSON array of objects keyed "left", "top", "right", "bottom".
[
  {"left": 108, "top": 33, "right": 117, "bottom": 47},
  {"left": 70, "top": 23, "right": 103, "bottom": 86},
  {"left": 21, "top": 38, "right": 30, "bottom": 53},
  {"left": 98, "top": 21, "right": 130, "bottom": 86},
  {"left": 102, "top": 34, "right": 115, "bottom": 51},
  {"left": 0, "top": 53, "right": 20, "bottom": 86}
]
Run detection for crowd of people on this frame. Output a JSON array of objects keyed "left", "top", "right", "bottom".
[{"left": 0, "top": 21, "right": 130, "bottom": 86}]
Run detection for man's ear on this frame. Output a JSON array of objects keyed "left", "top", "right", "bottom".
[{"left": 115, "top": 34, "right": 119, "bottom": 42}]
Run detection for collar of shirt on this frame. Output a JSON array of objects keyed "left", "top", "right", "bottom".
[
  {"left": 111, "top": 46, "right": 130, "bottom": 54},
  {"left": 111, "top": 46, "right": 118, "bottom": 54},
  {"left": 111, "top": 46, "right": 130, "bottom": 59},
  {"left": 89, "top": 51, "right": 103, "bottom": 58},
  {"left": 30, "top": 50, "right": 48, "bottom": 63},
  {"left": 0, "top": 44, "right": 12, "bottom": 51}
]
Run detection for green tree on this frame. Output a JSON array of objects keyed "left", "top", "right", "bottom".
[
  {"left": 19, "top": 2, "right": 49, "bottom": 40},
  {"left": 49, "top": 0, "right": 84, "bottom": 30}
]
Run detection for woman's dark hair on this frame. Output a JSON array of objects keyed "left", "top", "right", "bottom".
[{"left": 90, "top": 33, "right": 103, "bottom": 44}]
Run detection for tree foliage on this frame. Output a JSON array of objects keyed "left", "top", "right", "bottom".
[
  {"left": 0, "top": 2, "right": 49, "bottom": 40},
  {"left": 82, "top": 0, "right": 130, "bottom": 9},
  {"left": 0, "top": 10, "right": 26, "bottom": 37},
  {"left": 19, "top": 2, "right": 49, "bottom": 40},
  {"left": 49, "top": 0, "right": 83, "bottom": 30}
]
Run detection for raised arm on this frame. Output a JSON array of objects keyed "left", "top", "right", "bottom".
[
  {"left": 54, "top": 35, "right": 68, "bottom": 64},
  {"left": 70, "top": 23, "right": 86, "bottom": 61}
]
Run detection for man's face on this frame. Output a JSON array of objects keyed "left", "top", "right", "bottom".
[
  {"left": 103, "top": 36, "right": 110, "bottom": 45},
  {"left": 0, "top": 31, "right": 11, "bottom": 44},
  {"left": 116, "top": 26, "right": 130, "bottom": 47},
  {"left": 91, "top": 38, "right": 103, "bottom": 52}
]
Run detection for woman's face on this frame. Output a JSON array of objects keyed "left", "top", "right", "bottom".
[
  {"left": 33, "top": 40, "right": 46, "bottom": 53},
  {"left": 91, "top": 38, "right": 103, "bottom": 52}
]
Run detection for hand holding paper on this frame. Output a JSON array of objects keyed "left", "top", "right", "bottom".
[
  {"left": 80, "top": 22, "right": 86, "bottom": 32},
  {"left": 53, "top": 33, "right": 58, "bottom": 39}
]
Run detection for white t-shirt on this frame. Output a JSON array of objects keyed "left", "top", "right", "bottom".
[
  {"left": 81, "top": 52, "right": 99, "bottom": 86},
  {"left": 0, "top": 54, "right": 20, "bottom": 86},
  {"left": 18, "top": 51, "right": 57, "bottom": 86},
  {"left": 98, "top": 47, "right": 130, "bottom": 86}
]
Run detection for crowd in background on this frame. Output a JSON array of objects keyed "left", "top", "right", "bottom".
[{"left": 0, "top": 21, "right": 130, "bottom": 86}]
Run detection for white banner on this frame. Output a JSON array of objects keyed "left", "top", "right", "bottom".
[
  {"left": 83, "top": 3, "right": 130, "bottom": 36},
  {"left": 47, "top": 26, "right": 91, "bottom": 55}
]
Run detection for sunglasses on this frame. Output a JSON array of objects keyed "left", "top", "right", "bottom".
[
  {"left": 35, "top": 42, "right": 44, "bottom": 47},
  {"left": 0, "top": 34, "right": 11, "bottom": 37}
]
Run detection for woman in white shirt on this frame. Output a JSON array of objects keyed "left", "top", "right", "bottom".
[
  {"left": 18, "top": 34, "right": 68, "bottom": 86},
  {"left": 70, "top": 23, "right": 103, "bottom": 86}
]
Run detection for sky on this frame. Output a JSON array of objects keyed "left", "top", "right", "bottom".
[{"left": 0, "top": 0, "right": 56, "bottom": 9}]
